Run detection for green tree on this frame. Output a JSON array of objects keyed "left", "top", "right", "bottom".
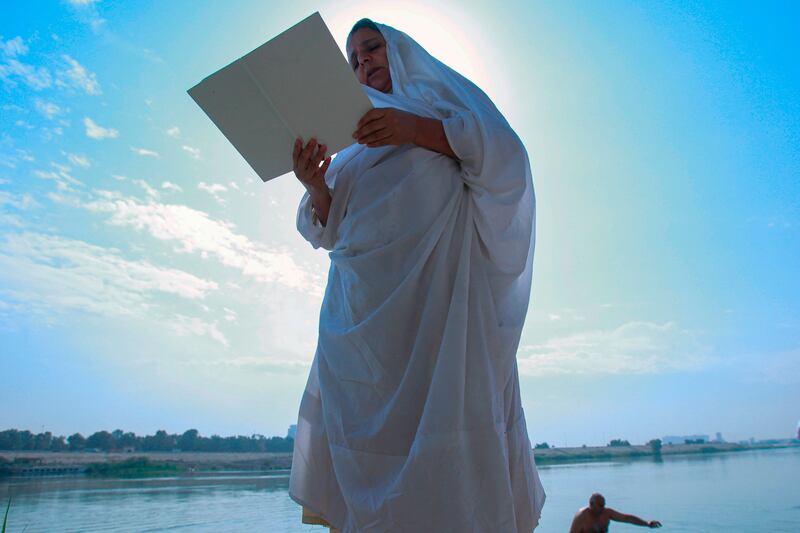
[
  {"left": 34, "top": 432, "right": 53, "bottom": 451},
  {"left": 647, "top": 438, "right": 662, "bottom": 454},
  {"left": 49, "top": 435, "right": 68, "bottom": 451},
  {"left": 87, "top": 431, "right": 116, "bottom": 452},
  {"left": 117, "top": 432, "right": 138, "bottom": 450},
  {"left": 68, "top": 433, "right": 87, "bottom": 451},
  {"left": 144, "top": 430, "right": 176, "bottom": 451},
  {"left": 178, "top": 429, "right": 199, "bottom": 452}
]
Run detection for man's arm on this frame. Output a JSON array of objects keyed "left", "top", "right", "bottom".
[
  {"left": 568, "top": 511, "right": 583, "bottom": 533},
  {"left": 608, "top": 508, "right": 661, "bottom": 528}
]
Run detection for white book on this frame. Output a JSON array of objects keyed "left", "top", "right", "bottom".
[{"left": 188, "top": 12, "right": 373, "bottom": 182}]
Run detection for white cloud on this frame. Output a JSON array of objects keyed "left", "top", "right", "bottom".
[
  {"left": 1, "top": 37, "right": 29, "bottom": 57},
  {"left": 0, "top": 59, "right": 51, "bottom": 90},
  {"left": 180, "top": 354, "right": 310, "bottom": 374},
  {"left": 161, "top": 181, "right": 183, "bottom": 192},
  {"left": 166, "top": 126, "right": 180, "bottom": 138},
  {"left": 167, "top": 315, "right": 229, "bottom": 347},
  {"left": 134, "top": 179, "right": 160, "bottom": 199},
  {"left": 84, "top": 117, "right": 118, "bottom": 139},
  {"left": 1, "top": 103, "right": 26, "bottom": 113},
  {"left": 199, "top": 183, "right": 227, "bottom": 194},
  {"left": 57, "top": 55, "right": 101, "bottom": 95},
  {"left": 198, "top": 182, "right": 227, "bottom": 205},
  {"left": 0, "top": 214, "right": 24, "bottom": 227},
  {"left": 518, "top": 321, "right": 710, "bottom": 377},
  {"left": 41, "top": 126, "right": 64, "bottom": 140},
  {"left": 35, "top": 99, "right": 63, "bottom": 119},
  {"left": 131, "top": 147, "right": 160, "bottom": 158},
  {"left": 0, "top": 231, "right": 219, "bottom": 320},
  {"left": 65, "top": 153, "right": 91, "bottom": 168},
  {"left": 56, "top": 190, "right": 323, "bottom": 295},
  {"left": 182, "top": 145, "right": 201, "bottom": 159},
  {"left": 65, "top": 2, "right": 106, "bottom": 33},
  {"left": 0, "top": 190, "right": 40, "bottom": 211},
  {"left": 32, "top": 162, "right": 84, "bottom": 190},
  {"left": 142, "top": 48, "right": 164, "bottom": 64}
]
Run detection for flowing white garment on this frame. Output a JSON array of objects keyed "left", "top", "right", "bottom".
[{"left": 288, "top": 21, "right": 545, "bottom": 533}]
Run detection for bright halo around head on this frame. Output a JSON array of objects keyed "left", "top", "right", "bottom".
[{"left": 325, "top": 1, "right": 507, "bottom": 113}]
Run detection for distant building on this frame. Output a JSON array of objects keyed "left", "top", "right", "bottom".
[
  {"left": 287, "top": 424, "right": 297, "bottom": 439},
  {"left": 713, "top": 432, "right": 725, "bottom": 443},
  {"left": 662, "top": 434, "right": 709, "bottom": 445},
  {"left": 796, "top": 421, "right": 800, "bottom": 440}
]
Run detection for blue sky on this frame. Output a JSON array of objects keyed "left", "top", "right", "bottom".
[{"left": 1, "top": 0, "right": 798, "bottom": 446}]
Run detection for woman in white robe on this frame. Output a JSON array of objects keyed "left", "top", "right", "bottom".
[{"left": 288, "top": 18, "right": 546, "bottom": 533}]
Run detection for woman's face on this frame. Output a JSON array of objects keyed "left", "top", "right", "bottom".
[{"left": 346, "top": 27, "right": 392, "bottom": 94}]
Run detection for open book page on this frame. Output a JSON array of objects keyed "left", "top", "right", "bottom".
[{"left": 188, "top": 12, "right": 373, "bottom": 182}]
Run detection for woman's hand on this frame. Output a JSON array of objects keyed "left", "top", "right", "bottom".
[
  {"left": 353, "top": 107, "right": 457, "bottom": 159},
  {"left": 293, "top": 137, "right": 332, "bottom": 226},
  {"left": 293, "top": 137, "right": 331, "bottom": 193},
  {"left": 352, "top": 107, "right": 420, "bottom": 147}
]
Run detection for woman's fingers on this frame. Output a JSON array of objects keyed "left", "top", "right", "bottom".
[
  {"left": 293, "top": 138, "right": 301, "bottom": 161},
  {"left": 356, "top": 108, "right": 386, "bottom": 130},
  {"left": 315, "top": 156, "right": 332, "bottom": 178},
  {"left": 291, "top": 137, "right": 330, "bottom": 186},
  {"left": 354, "top": 119, "right": 387, "bottom": 142},
  {"left": 299, "top": 138, "right": 318, "bottom": 171},
  {"left": 356, "top": 124, "right": 388, "bottom": 143},
  {"left": 311, "top": 144, "right": 327, "bottom": 169},
  {"left": 361, "top": 128, "right": 392, "bottom": 145},
  {"left": 353, "top": 108, "right": 390, "bottom": 140}
]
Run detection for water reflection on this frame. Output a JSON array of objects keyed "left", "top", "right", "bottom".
[{"left": 1, "top": 448, "right": 798, "bottom": 532}]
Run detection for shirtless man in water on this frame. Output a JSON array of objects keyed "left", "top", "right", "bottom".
[{"left": 569, "top": 493, "right": 662, "bottom": 532}]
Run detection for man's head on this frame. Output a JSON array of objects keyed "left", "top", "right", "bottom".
[
  {"left": 589, "top": 493, "right": 606, "bottom": 515},
  {"left": 346, "top": 18, "right": 392, "bottom": 94}
]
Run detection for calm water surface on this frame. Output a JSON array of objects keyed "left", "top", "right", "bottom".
[{"left": 2, "top": 447, "right": 798, "bottom": 532}]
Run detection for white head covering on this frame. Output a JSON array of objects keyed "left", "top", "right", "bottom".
[
  {"left": 374, "top": 21, "right": 508, "bottom": 124},
  {"left": 324, "top": 20, "right": 536, "bottom": 330}
]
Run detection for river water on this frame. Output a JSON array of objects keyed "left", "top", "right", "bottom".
[{"left": 1, "top": 447, "right": 797, "bottom": 532}]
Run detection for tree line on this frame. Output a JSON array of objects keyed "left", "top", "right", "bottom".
[{"left": 0, "top": 428, "right": 294, "bottom": 453}]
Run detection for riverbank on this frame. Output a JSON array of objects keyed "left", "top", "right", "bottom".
[
  {"left": 2, "top": 442, "right": 796, "bottom": 476},
  {"left": 0, "top": 451, "right": 293, "bottom": 477},
  {"left": 531, "top": 441, "right": 797, "bottom": 464}
]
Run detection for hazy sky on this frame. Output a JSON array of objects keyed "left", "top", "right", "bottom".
[{"left": 1, "top": 0, "right": 798, "bottom": 447}]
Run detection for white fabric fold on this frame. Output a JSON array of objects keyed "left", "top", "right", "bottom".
[{"left": 289, "top": 20, "right": 545, "bottom": 533}]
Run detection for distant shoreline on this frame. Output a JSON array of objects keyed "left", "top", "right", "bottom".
[
  {"left": 1, "top": 442, "right": 797, "bottom": 477},
  {"left": 532, "top": 441, "right": 798, "bottom": 464}
]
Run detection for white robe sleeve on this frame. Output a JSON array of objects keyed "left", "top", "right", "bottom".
[
  {"left": 441, "top": 106, "right": 536, "bottom": 330},
  {"left": 441, "top": 108, "right": 527, "bottom": 200},
  {"left": 296, "top": 184, "right": 350, "bottom": 251}
]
